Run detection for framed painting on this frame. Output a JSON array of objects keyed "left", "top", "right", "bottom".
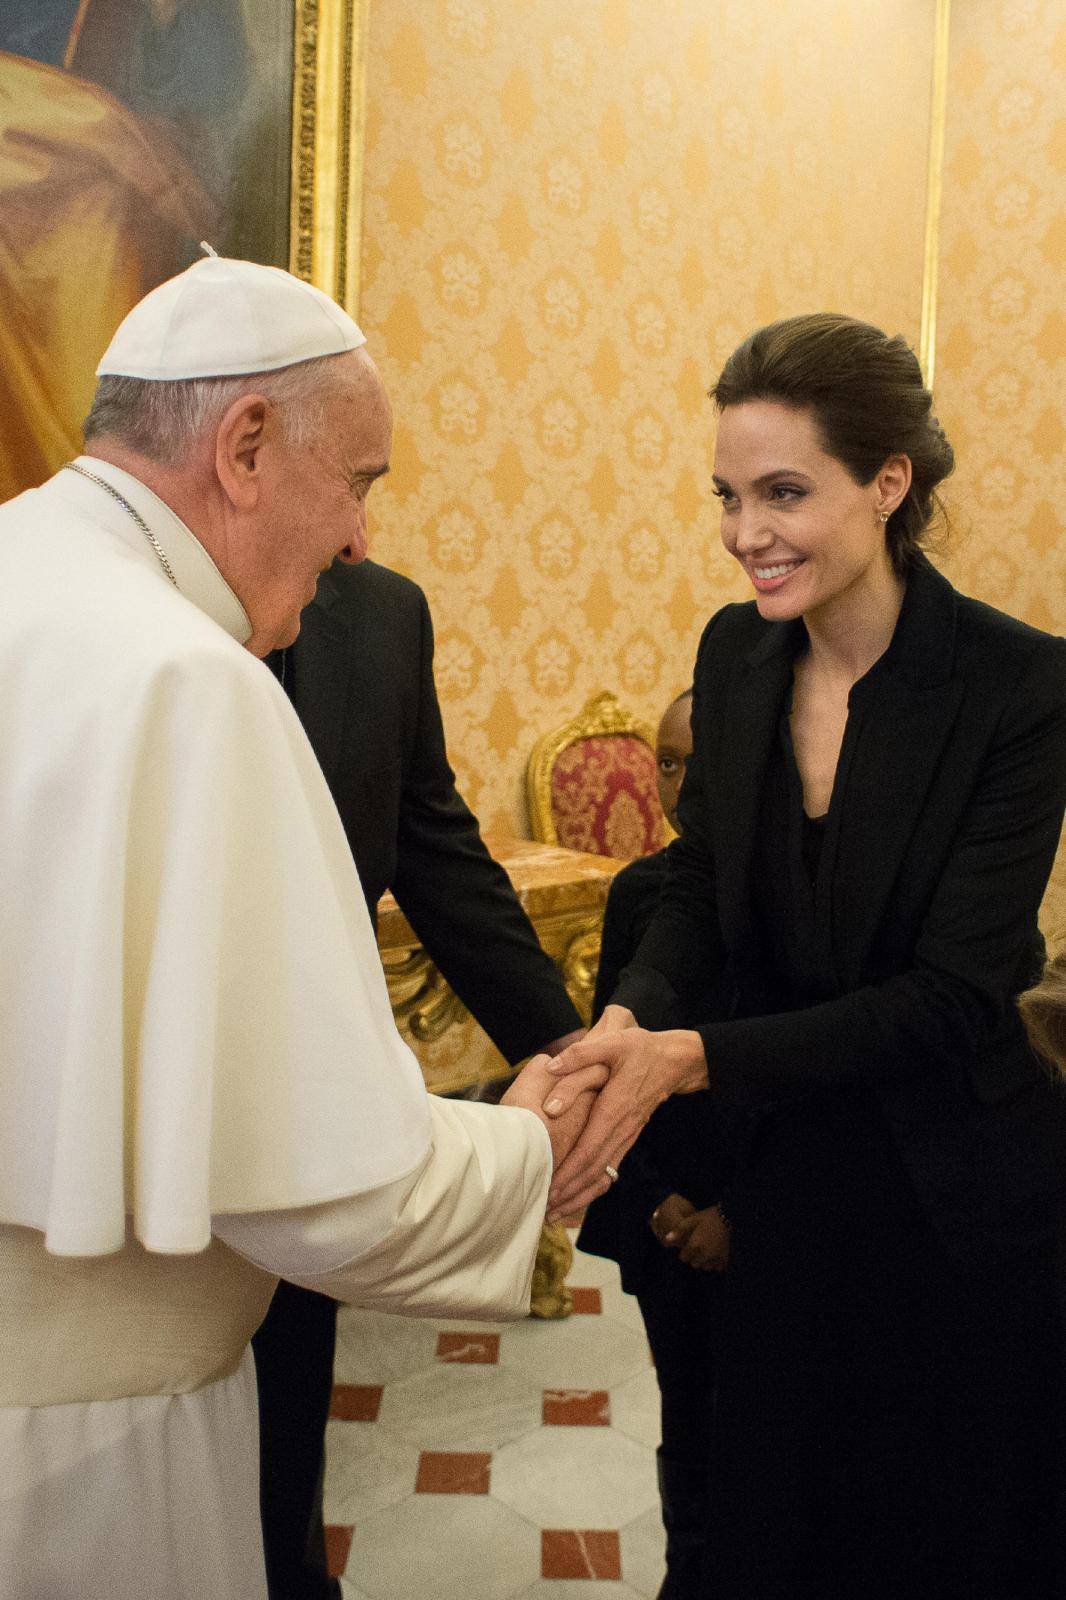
[{"left": 0, "top": 0, "right": 368, "bottom": 502}]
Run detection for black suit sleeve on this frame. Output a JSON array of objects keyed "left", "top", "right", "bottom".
[
  {"left": 390, "top": 591, "right": 582, "bottom": 1065},
  {"left": 612, "top": 613, "right": 730, "bottom": 1028},
  {"left": 592, "top": 853, "right": 667, "bottom": 1020},
  {"left": 619, "top": 638, "right": 1066, "bottom": 1108},
  {"left": 591, "top": 857, "right": 674, "bottom": 1217},
  {"left": 588, "top": 853, "right": 737, "bottom": 1232}
]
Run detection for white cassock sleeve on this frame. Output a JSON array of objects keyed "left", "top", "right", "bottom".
[{"left": 214, "top": 1098, "right": 552, "bottom": 1321}]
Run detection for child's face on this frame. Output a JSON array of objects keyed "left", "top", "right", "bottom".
[{"left": 656, "top": 696, "right": 693, "bottom": 834}]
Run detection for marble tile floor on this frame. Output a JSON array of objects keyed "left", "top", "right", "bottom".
[{"left": 324, "top": 1236, "right": 665, "bottom": 1598}]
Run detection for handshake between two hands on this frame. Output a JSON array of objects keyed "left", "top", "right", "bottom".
[{"left": 500, "top": 1006, "right": 709, "bottom": 1222}]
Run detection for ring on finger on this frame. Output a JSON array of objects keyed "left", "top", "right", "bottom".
[{"left": 604, "top": 1164, "right": 619, "bottom": 1183}]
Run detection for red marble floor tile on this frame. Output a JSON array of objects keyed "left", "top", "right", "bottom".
[
  {"left": 324, "top": 1525, "right": 352, "bottom": 1578},
  {"left": 415, "top": 1450, "right": 492, "bottom": 1494},
  {"left": 543, "top": 1388, "right": 611, "bottom": 1426},
  {"left": 436, "top": 1331, "right": 501, "bottom": 1364},
  {"left": 541, "top": 1529, "right": 622, "bottom": 1580},
  {"left": 569, "top": 1286, "right": 603, "bottom": 1314},
  {"left": 329, "top": 1384, "right": 383, "bottom": 1422}
]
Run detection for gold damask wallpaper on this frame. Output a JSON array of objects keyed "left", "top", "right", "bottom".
[
  {"left": 357, "top": 0, "right": 934, "bottom": 835},
  {"left": 934, "top": 0, "right": 1065, "bottom": 931}
]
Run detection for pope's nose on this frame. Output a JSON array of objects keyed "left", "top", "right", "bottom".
[{"left": 337, "top": 501, "right": 369, "bottom": 564}]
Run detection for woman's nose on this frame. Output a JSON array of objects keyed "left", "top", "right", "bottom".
[{"left": 732, "top": 506, "right": 773, "bottom": 554}]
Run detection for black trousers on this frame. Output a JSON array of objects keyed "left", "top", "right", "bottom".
[
  {"left": 635, "top": 1247, "right": 723, "bottom": 1472},
  {"left": 708, "top": 1094, "right": 1065, "bottom": 1600},
  {"left": 252, "top": 1280, "right": 340, "bottom": 1600}
]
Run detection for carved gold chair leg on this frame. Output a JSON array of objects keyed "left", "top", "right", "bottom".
[{"left": 528, "top": 1220, "right": 574, "bottom": 1320}]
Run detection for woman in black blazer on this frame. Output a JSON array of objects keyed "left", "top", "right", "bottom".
[{"left": 546, "top": 315, "right": 1066, "bottom": 1599}]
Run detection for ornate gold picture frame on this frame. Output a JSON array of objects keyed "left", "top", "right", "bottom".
[
  {"left": 290, "top": 0, "right": 370, "bottom": 313},
  {"left": 0, "top": 0, "right": 368, "bottom": 503}
]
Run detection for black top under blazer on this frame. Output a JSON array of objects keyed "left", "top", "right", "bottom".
[
  {"left": 270, "top": 557, "right": 581, "bottom": 1065},
  {"left": 613, "top": 555, "right": 1066, "bottom": 1269}
]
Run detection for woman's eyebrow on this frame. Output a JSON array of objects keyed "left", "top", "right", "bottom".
[{"left": 712, "top": 467, "right": 811, "bottom": 490}]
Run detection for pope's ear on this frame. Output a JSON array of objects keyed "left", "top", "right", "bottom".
[{"left": 215, "top": 392, "right": 271, "bottom": 509}]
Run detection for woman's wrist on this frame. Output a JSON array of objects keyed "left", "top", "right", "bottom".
[
  {"left": 665, "top": 1029, "right": 709, "bottom": 1093},
  {"left": 598, "top": 1003, "right": 638, "bottom": 1031}
]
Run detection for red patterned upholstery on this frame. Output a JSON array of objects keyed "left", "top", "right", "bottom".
[{"left": 549, "top": 734, "right": 661, "bottom": 860}]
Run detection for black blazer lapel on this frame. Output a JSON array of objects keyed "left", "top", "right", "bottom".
[
  {"left": 829, "top": 675, "right": 965, "bottom": 988},
  {"left": 711, "top": 622, "right": 800, "bottom": 956},
  {"left": 828, "top": 558, "right": 965, "bottom": 989}
]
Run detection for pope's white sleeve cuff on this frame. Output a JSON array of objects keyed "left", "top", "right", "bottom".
[{"left": 214, "top": 1099, "right": 552, "bottom": 1322}]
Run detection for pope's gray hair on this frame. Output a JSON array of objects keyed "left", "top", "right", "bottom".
[{"left": 82, "top": 355, "right": 343, "bottom": 466}]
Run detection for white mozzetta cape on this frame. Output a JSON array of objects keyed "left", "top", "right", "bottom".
[
  {"left": 0, "top": 461, "right": 553, "bottom": 1600},
  {"left": 0, "top": 461, "right": 437, "bottom": 1254}
]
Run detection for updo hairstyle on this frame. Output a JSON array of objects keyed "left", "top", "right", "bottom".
[{"left": 710, "top": 314, "right": 955, "bottom": 575}]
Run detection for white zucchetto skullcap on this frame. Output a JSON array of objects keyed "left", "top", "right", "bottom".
[{"left": 96, "top": 256, "right": 366, "bottom": 380}]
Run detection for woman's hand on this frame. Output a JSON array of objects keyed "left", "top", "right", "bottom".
[
  {"left": 588, "top": 1003, "right": 639, "bottom": 1037},
  {"left": 669, "top": 1205, "right": 731, "bottom": 1272},
  {"left": 542, "top": 1027, "right": 709, "bottom": 1218}
]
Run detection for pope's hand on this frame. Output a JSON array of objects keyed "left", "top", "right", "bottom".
[
  {"left": 501, "top": 1053, "right": 607, "bottom": 1173},
  {"left": 541, "top": 1027, "right": 709, "bottom": 1219}
]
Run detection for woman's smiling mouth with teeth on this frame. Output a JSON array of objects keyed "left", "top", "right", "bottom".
[{"left": 753, "top": 560, "right": 804, "bottom": 579}]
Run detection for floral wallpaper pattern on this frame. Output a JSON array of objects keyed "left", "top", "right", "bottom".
[
  {"left": 935, "top": 0, "right": 1065, "bottom": 931},
  {"left": 359, "top": 0, "right": 933, "bottom": 836},
  {"left": 357, "top": 0, "right": 1061, "bottom": 930}
]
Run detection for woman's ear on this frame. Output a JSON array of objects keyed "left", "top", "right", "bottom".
[
  {"left": 876, "top": 453, "right": 912, "bottom": 518},
  {"left": 215, "top": 392, "right": 270, "bottom": 510}
]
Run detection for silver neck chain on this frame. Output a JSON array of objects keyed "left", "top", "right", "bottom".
[{"left": 64, "top": 462, "right": 179, "bottom": 588}]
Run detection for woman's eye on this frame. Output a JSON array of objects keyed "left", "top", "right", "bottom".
[
  {"left": 711, "top": 487, "right": 735, "bottom": 504},
  {"left": 769, "top": 483, "right": 804, "bottom": 501},
  {"left": 658, "top": 758, "right": 677, "bottom": 775}
]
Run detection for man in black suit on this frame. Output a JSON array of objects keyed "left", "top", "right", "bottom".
[{"left": 254, "top": 555, "right": 584, "bottom": 1600}]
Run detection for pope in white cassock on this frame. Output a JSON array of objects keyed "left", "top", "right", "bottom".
[{"left": 0, "top": 257, "right": 605, "bottom": 1599}]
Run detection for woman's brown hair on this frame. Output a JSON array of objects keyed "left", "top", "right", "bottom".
[{"left": 710, "top": 313, "right": 955, "bottom": 576}]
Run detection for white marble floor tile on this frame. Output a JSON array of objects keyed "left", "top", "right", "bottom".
[
  {"left": 599, "top": 1273, "right": 652, "bottom": 1334},
  {"left": 428, "top": 1310, "right": 520, "bottom": 1335},
  {"left": 376, "top": 1362, "right": 543, "bottom": 1452},
  {"left": 322, "top": 1419, "right": 421, "bottom": 1521},
  {"left": 497, "top": 1312, "right": 651, "bottom": 1390},
  {"left": 610, "top": 1366, "right": 662, "bottom": 1450},
  {"left": 492, "top": 1426, "right": 659, "bottom": 1527},
  {"left": 333, "top": 1305, "right": 440, "bottom": 1386},
  {"left": 346, "top": 1495, "right": 539, "bottom": 1600},
  {"left": 517, "top": 1585, "right": 644, "bottom": 1599},
  {"left": 617, "top": 1506, "right": 668, "bottom": 1599},
  {"left": 325, "top": 1242, "right": 668, "bottom": 1596},
  {"left": 566, "top": 1242, "right": 624, "bottom": 1290}
]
